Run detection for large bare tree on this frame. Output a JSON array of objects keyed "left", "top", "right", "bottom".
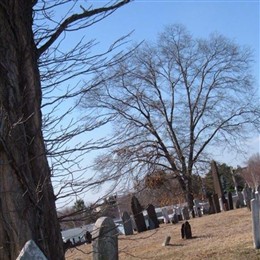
[
  {"left": 83, "top": 24, "right": 260, "bottom": 210},
  {"left": 0, "top": 1, "right": 130, "bottom": 259},
  {"left": 241, "top": 153, "right": 260, "bottom": 189}
]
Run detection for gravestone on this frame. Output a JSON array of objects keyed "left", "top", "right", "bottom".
[
  {"left": 212, "top": 194, "right": 221, "bottom": 213},
  {"left": 197, "top": 207, "right": 202, "bottom": 217},
  {"left": 16, "top": 240, "right": 47, "bottom": 260},
  {"left": 148, "top": 217, "right": 155, "bottom": 230},
  {"left": 162, "top": 236, "right": 171, "bottom": 246},
  {"left": 211, "top": 160, "right": 224, "bottom": 199},
  {"left": 257, "top": 186, "right": 260, "bottom": 197},
  {"left": 211, "top": 162, "right": 229, "bottom": 211},
  {"left": 252, "top": 189, "right": 256, "bottom": 199},
  {"left": 92, "top": 217, "right": 118, "bottom": 260},
  {"left": 222, "top": 195, "right": 229, "bottom": 211},
  {"left": 181, "top": 221, "right": 192, "bottom": 239},
  {"left": 161, "top": 207, "right": 170, "bottom": 223},
  {"left": 228, "top": 192, "right": 234, "bottom": 210},
  {"left": 193, "top": 199, "right": 200, "bottom": 216},
  {"left": 146, "top": 204, "right": 159, "bottom": 229},
  {"left": 130, "top": 215, "right": 137, "bottom": 231},
  {"left": 255, "top": 191, "right": 259, "bottom": 202},
  {"left": 208, "top": 195, "right": 215, "bottom": 214},
  {"left": 251, "top": 198, "right": 260, "bottom": 249},
  {"left": 63, "top": 239, "right": 72, "bottom": 252},
  {"left": 182, "top": 206, "right": 190, "bottom": 220},
  {"left": 219, "top": 197, "right": 223, "bottom": 211},
  {"left": 171, "top": 213, "right": 179, "bottom": 224},
  {"left": 131, "top": 196, "right": 147, "bottom": 232},
  {"left": 242, "top": 184, "right": 252, "bottom": 210},
  {"left": 236, "top": 191, "right": 245, "bottom": 208},
  {"left": 191, "top": 208, "right": 196, "bottom": 218},
  {"left": 175, "top": 207, "right": 183, "bottom": 221},
  {"left": 85, "top": 231, "right": 92, "bottom": 243},
  {"left": 122, "top": 211, "right": 133, "bottom": 235}
]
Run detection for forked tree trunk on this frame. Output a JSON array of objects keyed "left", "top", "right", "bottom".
[
  {"left": 0, "top": 2, "right": 64, "bottom": 259},
  {"left": 177, "top": 175, "right": 194, "bottom": 211}
]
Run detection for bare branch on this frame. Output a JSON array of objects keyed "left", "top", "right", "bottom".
[{"left": 36, "top": 0, "right": 131, "bottom": 57}]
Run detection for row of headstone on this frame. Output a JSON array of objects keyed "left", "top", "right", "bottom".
[
  {"left": 18, "top": 217, "right": 119, "bottom": 260},
  {"left": 210, "top": 159, "right": 260, "bottom": 214},
  {"left": 123, "top": 198, "right": 162, "bottom": 236},
  {"left": 123, "top": 209, "right": 160, "bottom": 235}
]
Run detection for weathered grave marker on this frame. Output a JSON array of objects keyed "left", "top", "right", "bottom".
[
  {"left": 228, "top": 191, "right": 234, "bottom": 210},
  {"left": 211, "top": 160, "right": 227, "bottom": 209},
  {"left": 193, "top": 199, "right": 200, "bottom": 216},
  {"left": 243, "top": 184, "right": 252, "bottom": 210},
  {"left": 162, "top": 236, "right": 171, "bottom": 246},
  {"left": 146, "top": 204, "right": 159, "bottom": 229},
  {"left": 222, "top": 195, "right": 229, "bottom": 211},
  {"left": 211, "top": 160, "right": 224, "bottom": 199},
  {"left": 191, "top": 208, "right": 195, "bottom": 218},
  {"left": 251, "top": 198, "right": 260, "bottom": 249},
  {"left": 122, "top": 211, "right": 133, "bottom": 235},
  {"left": 182, "top": 206, "right": 190, "bottom": 220},
  {"left": 171, "top": 213, "right": 179, "bottom": 224},
  {"left": 130, "top": 214, "right": 137, "bottom": 231},
  {"left": 161, "top": 207, "right": 170, "bottom": 223},
  {"left": 181, "top": 221, "right": 192, "bottom": 239},
  {"left": 175, "top": 207, "right": 183, "bottom": 221},
  {"left": 16, "top": 240, "right": 47, "bottom": 260},
  {"left": 208, "top": 195, "right": 216, "bottom": 214},
  {"left": 92, "top": 217, "right": 119, "bottom": 260},
  {"left": 131, "top": 195, "right": 147, "bottom": 232},
  {"left": 212, "top": 193, "right": 221, "bottom": 213},
  {"left": 236, "top": 191, "right": 244, "bottom": 208},
  {"left": 197, "top": 207, "right": 202, "bottom": 217}
]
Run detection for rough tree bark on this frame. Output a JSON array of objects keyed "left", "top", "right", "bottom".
[{"left": 0, "top": 1, "right": 63, "bottom": 259}]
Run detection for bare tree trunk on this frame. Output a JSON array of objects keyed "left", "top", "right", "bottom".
[
  {"left": 0, "top": 2, "right": 63, "bottom": 259},
  {"left": 177, "top": 175, "right": 194, "bottom": 210}
]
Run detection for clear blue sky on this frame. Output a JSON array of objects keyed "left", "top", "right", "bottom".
[
  {"left": 78, "top": 0, "right": 260, "bottom": 163},
  {"left": 85, "top": 0, "right": 259, "bottom": 69},
  {"left": 54, "top": 0, "right": 260, "bottom": 205}
]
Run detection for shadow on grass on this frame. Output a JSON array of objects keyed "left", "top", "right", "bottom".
[
  {"left": 191, "top": 235, "right": 213, "bottom": 239},
  {"left": 166, "top": 243, "right": 184, "bottom": 247}
]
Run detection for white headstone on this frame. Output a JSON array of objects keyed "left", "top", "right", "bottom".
[
  {"left": 161, "top": 207, "right": 170, "bottom": 223},
  {"left": 16, "top": 240, "right": 47, "bottom": 260},
  {"left": 251, "top": 198, "right": 260, "bottom": 249}
]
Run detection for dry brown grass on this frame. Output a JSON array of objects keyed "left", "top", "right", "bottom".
[{"left": 65, "top": 208, "right": 260, "bottom": 260}]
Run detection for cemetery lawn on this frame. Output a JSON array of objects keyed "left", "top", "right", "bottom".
[{"left": 65, "top": 208, "right": 260, "bottom": 260}]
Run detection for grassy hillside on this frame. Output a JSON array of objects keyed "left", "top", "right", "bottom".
[{"left": 66, "top": 208, "right": 260, "bottom": 260}]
